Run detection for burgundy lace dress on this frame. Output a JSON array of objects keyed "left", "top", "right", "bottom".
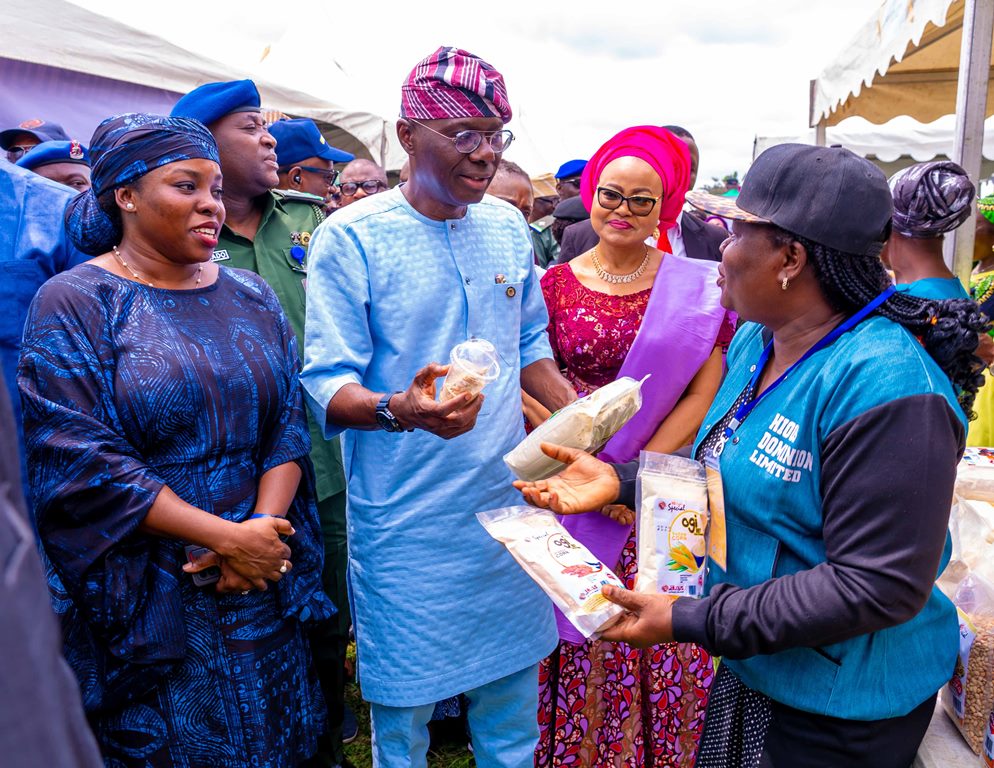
[{"left": 536, "top": 263, "right": 734, "bottom": 768}]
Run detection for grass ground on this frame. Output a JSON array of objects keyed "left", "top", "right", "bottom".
[{"left": 343, "top": 681, "right": 476, "bottom": 768}]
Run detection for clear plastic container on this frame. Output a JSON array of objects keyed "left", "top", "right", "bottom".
[{"left": 439, "top": 338, "right": 500, "bottom": 402}]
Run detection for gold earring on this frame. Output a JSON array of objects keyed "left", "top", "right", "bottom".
[
  {"left": 781, "top": 277, "right": 789, "bottom": 291},
  {"left": 652, "top": 227, "right": 661, "bottom": 241}
]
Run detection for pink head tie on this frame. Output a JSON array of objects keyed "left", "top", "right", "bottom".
[{"left": 580, "top": 125, "right": 691, "bottom": 253}]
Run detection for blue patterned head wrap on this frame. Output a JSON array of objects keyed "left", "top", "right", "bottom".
[{"left": 65, "top": 113, "right": 220, "bottom": 255}]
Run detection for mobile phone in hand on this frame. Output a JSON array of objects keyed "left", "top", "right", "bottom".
[{"left": 184, "top": 544, "right": 221, "bottom": 587}]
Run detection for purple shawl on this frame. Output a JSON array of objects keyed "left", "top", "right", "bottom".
[{"left": 556, "top": 254, "right": 727, "bottom": 642}]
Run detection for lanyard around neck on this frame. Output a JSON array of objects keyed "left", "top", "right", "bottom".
[{"left": 712, "top": 286, "right": 896, "bottom": 456}]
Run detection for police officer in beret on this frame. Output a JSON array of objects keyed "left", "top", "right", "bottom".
[
  {"left": 15, "top": 139, "right": 91, "bottom": 192},
  {"left": 270, "top": 118, "right": 354, "bottom": 215},
  {"left": 554, "top": 158, "right": 586, "bottom": 201},
  {"left": 172, "top": 80, "right": 354, "bottom": 764}
]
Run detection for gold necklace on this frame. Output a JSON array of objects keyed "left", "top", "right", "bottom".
[
  {"left": 112, "top": 245, "right": 204, "bottom": 288},
  {"left": 591, "top": 244, "right": 650, "bottom": 285}
]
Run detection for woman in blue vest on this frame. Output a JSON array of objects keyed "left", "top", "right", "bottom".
[{"left": 513, "top": 144, "right": 987, "bottom": 768}]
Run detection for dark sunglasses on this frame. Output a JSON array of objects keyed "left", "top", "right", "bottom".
[
  {"left": 339, "top": 179, "right": 387, "bottom": 196},
  {"left": 298, "top": 166, "right": 340, "bottom": 186},
  {"left": 5, "top": 144, "right": 35, "bottom": 162},
  {"left": 596, "top": 187, "right": 660, "bottom": 217},
  {"left": 409, "top": 119, "right": 514, "bottom": 154}
]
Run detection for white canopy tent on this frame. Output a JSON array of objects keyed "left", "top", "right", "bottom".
[
  {"left": 810, "top": 0, "right": 991, "bottom": 127},
  {"left": 809, "top": 0, "right": 993, "bottom": 281},
  {"left": 0, "top": 0, "right": 402, "bottom": 167},
  {"left": 755, "top": 114, "right": 994, "bottom": 190}
]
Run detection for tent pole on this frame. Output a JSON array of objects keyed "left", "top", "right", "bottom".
[{"left": 950, "top": 0, "right": 994, "bottom": 284}]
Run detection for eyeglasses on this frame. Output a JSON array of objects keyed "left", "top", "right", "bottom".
[
  {"left": 596, "top": 187, "right": 660, "bottom": 217},
  {"left": 297, "top": 166, "right": 340, "bottom": 187},
  {"left": 409, "top": 119, "right": 514, "bottom": 154},
  {"left": 5, "top": 144, "right": 35, "bottom": 162},
  {"left": 338, "top": 179, "right": 387, "bottom": 196}
]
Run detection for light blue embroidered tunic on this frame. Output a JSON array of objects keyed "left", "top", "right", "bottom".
[{"left": 302, "top": 188, "right": 558, "bottom": 706}]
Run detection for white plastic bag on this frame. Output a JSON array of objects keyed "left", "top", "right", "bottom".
[
  {"left": 955, "top": 448, "right": 994, "bottom": 503},
  {"left": 504, "top": 375, "right": 648, "bottom": 482},
  {"left": 635, "top": 451, "right": 709, "bottom": 597},
  {"left": 940, "top": 497, "right": 994, "bottom": 597},
  {"left": 476, "top": 505, "right": 625, "bottom": 638}
]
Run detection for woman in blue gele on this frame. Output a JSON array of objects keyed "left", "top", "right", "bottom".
[
  {"left": 513, "top": 144, "right": 987, "bottom": 768},
  {"left": 17, "top": 113, "right": 332, "bottom": 767}
]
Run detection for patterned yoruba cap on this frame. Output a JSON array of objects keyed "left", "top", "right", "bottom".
[{"left": 400, "top": 46, "right": 512, "bottom": 124}]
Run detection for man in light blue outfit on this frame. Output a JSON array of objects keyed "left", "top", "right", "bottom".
[
  {"left": 1, "top": 161, "right": 86, "bottom": 497},
  {"left": 301, "top": 47, "right": 576, "bottom": 767}
]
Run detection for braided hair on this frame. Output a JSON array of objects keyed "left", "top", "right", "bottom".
[{"left": 769, "top": 226, "right": 989, "bottom": 418}]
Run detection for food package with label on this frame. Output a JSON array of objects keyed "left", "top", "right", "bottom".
[
  {"left": 503, "top": 375, "right": 648, "bottom": 482},
  {"left": 476, "top": 505, "right": 626, "bottom": 638},
  {"left": 941, "top": 575, "right": 994, "bottom": 754},
  {"left": 635, "top": 451, "right": 709, "bottom": 598}
]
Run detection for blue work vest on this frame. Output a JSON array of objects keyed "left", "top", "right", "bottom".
[{"left": 693, "top": 318, "right": 962, "bottom": 720}]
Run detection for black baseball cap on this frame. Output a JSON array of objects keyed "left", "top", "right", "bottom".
[
  {"left": 553, "top": 195, "right": 589, "bottom": 221},
  {"left": 686, "top": 144, "right": 892, "bottom": 256},
  {"left": 0, "top": 119, "right": 71, "bottom": 149}
]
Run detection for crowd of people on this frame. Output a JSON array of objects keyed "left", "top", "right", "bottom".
[{"left": 1, "top": 42, "right": 993, "bottom": 768}]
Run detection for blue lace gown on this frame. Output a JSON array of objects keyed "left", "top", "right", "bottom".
[{"left": 17, "top": 264, "right": 332, "bottom": 767}]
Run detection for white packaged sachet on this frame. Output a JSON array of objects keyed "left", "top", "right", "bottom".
[
  {"left": 636, "top": 451, "right": 709, "bottom": 598},
  {"left": 476, "top": 505, "right": 626, "bottom": 638},
  {"left": 504, "top": 375, "right": 648, "bottom": 482}
]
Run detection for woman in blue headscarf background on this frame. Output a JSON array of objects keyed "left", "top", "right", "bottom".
[{"left": 17, "top": 113, "right": 332, "bottom": 767}]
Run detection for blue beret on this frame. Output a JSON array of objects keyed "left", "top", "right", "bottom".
[
  {"left": 170, "top": 79, "right": 261, "bottom": 126},
  {"left": 555, "top": 159, "right": 587, "bottom": 179},
  {"left": 15, "top": 139, "right": 90, "bottom": 169},
  {"left": 269, "top": 119, "right": 354, "bottom": 166}
]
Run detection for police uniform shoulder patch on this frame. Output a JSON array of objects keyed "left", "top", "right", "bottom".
[
  {"left": 275, "top": 189, "right": 326, "bottom": 228},
  {"left": 530, "top": 214, "right": 554, "bottom": 233},
  {"left": 274, "top": 188, "right": 326, "bottom": 204}
]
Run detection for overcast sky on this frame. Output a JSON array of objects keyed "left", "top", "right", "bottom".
[{"left": 81, "top": 0, "right": 885, "bottom": 184}]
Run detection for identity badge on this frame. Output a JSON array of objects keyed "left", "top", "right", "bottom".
[{"left": 703, "top": 455, "right": 728, "bottom": 571}]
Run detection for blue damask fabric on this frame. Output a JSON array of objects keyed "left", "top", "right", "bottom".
[{"left": 18, "top": 264, "right": 332, "bottom": 767}]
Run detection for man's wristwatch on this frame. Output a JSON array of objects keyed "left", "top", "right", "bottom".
[{"left": 375, "top": 392, "right": 407, "bottom": 432}]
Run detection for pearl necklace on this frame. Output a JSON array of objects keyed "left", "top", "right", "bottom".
[
  {"left": 591, "top": 245, "right": 650, "bottom": 285},
  {"left": 113, "top": 245, "right": 203, "bottom": 288}
]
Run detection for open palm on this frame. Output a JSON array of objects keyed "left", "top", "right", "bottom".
[{"left": 512, "top": 442, "right": 620, "bottom": 514}]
